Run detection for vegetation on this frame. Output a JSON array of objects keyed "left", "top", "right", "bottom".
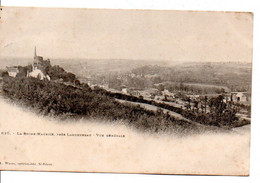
[
  {"left": 90, "top": 86, "right": 246, "bottom": 128},
  {"left": 45, "top": 65, "right": 76, "bottom": 82},
  {"left": 130, "top": 64, "right": 251, "bottom": 92},
  {"left": 2, "top": 76, "right": 200, "bottom": 133},
  {"left": 97, "top": 63, "right": 251, "bottom": 94},
  {"left": 94, "top": 87, "right": 250, "bottom": 127},
  {"left": 1, "top": 60, "right": 250, "bottom": 131},
  {"left": 159, "top": 82, "right": 227, "bottom": 95}
]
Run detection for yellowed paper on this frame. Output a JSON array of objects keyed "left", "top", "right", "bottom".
[{"left": 0, "top": 7, "right": 253, "bottom": 175}]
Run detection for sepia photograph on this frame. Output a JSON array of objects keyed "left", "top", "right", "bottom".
[{"left": 0, "top": 6, "right": 253, "bottom": 175}]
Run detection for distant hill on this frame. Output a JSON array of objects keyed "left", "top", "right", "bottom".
[
  {"left": 129, "top": 62, "right": 252, "bottom": 92},
  {"left": 0, "top": 57, "right": 251, "bottom": 92}
]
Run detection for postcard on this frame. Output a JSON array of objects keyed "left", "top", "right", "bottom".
[{"left": 0, "top": 6, "right": 253, "bottom": 175}]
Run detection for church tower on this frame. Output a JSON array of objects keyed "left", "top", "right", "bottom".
[
  {"left": 34, "top": 46, "right": 37, "bottom": 59},
  {"left": 33, "top": 46, "right": 38, "bottom": 71}
]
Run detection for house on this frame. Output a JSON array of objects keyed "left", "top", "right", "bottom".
[
  {"left": 223, "top": 94, "right": 232, "bottom": 103},
  {"left": 231, "top": 92, "right": 250, "bottom": 102},
  {"left": 162, "top": 89, "right": 175, "bottom": 98},
  {"left": 122, "top": 88, "right": 128, "bottom": 94},
  {"left": 6, "top": 66, "right": 19, "bottom": 77},
  {"left": 128, "top": 88, "right": 140, "bottom": 96}
]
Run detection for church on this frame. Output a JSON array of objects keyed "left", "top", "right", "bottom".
[{"left": 27, "top": 47, "right": 51, "bottom": 81}]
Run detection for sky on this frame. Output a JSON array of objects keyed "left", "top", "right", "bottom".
[{"left": 0, "top": 7, "right": 253, "bottom": 62}]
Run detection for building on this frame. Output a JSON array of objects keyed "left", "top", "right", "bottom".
[
  {"left": 231, "top": 92, "right": 250, "bottom": 102},
  {"left": 27, "top": 47, "right": 50, "bottom": 81},
  {"left": 122, "top": 88, "right": 128, "bottom": 94},
  {"left": 162, "top": 89, "right": 175, "bottom": 97},
  {"left": 128, "top": 89, "right": 140, "bottom": 96},
  {"left": 28, "top": 69, "right": 50, "bottom": 81},
  {"left": 33, "top": 47, "right": 43, "bottom": 70},
  {"left": 32, "top": 47, "right": 50, "bottom": 72},
  {"left": 6, "top": 66, "right": 19, "bottom": 77}
]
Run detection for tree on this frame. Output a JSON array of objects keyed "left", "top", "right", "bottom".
[
  {"left": 158, "top": 84, "right": 164, "bottom": 92},
  {"left": 208, "top": 95, "right": 237, "bottom": 126},
  {"left": 75, "top": 79, "right": 81, "bottom": 86},
  {"left": 67, "top": 72, "right": 76, "bottom": 82},
  {"left": 16, "top": 66, "right": 29, "bottom": 78},
  {"left": 46, "top": 65, "right": 66, "bottom": 80},
  {"left": 1, "top": 71, "right": 9, "bottom": 77},
  {"left": 204, "top": 96, "right": 208, "bottom": 113},
  {"left": 194, "top": 100, "right": 199, "bottom": 112}
]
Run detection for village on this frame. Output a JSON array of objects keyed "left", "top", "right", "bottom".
[
  {"left": 2, "top": 48, "right": 251, "bottom": 126},
  {"left": 84, "top": 81, "right": 251, "bottom": 122}
]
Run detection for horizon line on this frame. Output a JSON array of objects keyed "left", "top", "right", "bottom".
[{"left": 0, "top": 56, "right": 251, "bottom": 63}]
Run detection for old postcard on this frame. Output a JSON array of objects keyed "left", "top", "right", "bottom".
[{"left": 0, "top": 7, "right": 253, "bottom": 175}]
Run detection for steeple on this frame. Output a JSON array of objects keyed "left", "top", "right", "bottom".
[
  {"left": 34, "top": 46, "right": 37, "bottom": 58},
  {"left": 33, "top": 46, "right": 38, "bottom": 71}
]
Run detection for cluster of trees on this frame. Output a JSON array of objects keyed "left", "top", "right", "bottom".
[
  {"left": 92, "top": 86, "right": 246, "bottom": 127},
  {"left": 0, "top": 69, "right": 8, "bottom": 77},
  {"left": 179, "top": 95, "right": 249, "bottom": 127},
  {"left": 45, "top": 65, "right": 76, "bottom": 82},
  {"left": 206, "top": 95, "right": 238, "bottom": 126},
  {"left": 2, "top": 76, "right": 198, "bottom": 133}
]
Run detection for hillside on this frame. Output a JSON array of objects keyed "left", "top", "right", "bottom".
[
  {"left": 1, "top": 76, "right": 203, "bottom": 134},
  {"left": 128, "top": 62, "right": 252, "bottom": 92}
]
